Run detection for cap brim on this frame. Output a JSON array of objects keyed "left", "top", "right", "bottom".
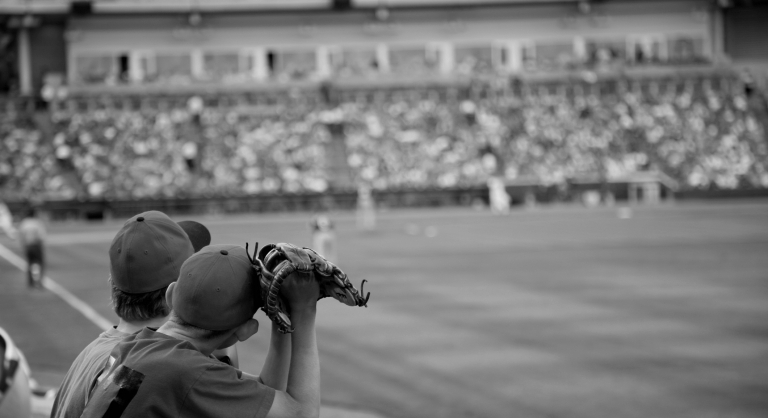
[{"left": 177, "top": 220, "right": 212, "bottom": 252}]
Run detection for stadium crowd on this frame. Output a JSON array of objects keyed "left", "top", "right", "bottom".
[
  {"left": 339, "top": 78, "right": 767, "bottom": 190},
  {"left": 0, "top": 111, "right": 72, "bottom": 201},
  {"left": 1, "top": 76, "right": 766, "bottom": 201}
]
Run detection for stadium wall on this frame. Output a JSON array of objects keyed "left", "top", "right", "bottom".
[
  {"left": 6, "top": 186, "right": 768, "bottom": 222},
  {"left": 724, "top": 3, "right": 768, "bottom": 62},
  {"left": 66, "top": 1, "right": 709, "bottom": 48},
  {"left": 723, "top": 3, "right": 768, "bottom": 87},
  {"left": 64, "top": 0, "right": 713, "bottom": 85}
]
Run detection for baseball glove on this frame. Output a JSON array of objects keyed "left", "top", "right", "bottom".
[{"left": 245, "top": 242, "right": 369, "bottom": 334}]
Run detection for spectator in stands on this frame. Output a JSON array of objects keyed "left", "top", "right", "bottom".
[
  {"left": 79, "top": 244, "right": 321, "bottom": 418},
  {"left": 51, "top": 211, "right": 274, "bottom": 418}
]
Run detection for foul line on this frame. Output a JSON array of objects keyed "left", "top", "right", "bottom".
[{"left": 0, "top": 242, "right": 113, "bottom": 331}]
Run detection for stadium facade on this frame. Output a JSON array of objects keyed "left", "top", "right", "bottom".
[{"left": 1, "top": 0, "right": 766, "bottom": 96}]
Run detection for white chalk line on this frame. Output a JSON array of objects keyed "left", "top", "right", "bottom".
[{"left": 0, "top": 242, "right": 112, "bottom": 331}]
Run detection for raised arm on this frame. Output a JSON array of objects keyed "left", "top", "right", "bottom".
[
  {"left": 258, "top": 322, "right": 292, "bottom": 390},
  {"left": 266, "top": 271, "right": 320, "bottom": 418}
]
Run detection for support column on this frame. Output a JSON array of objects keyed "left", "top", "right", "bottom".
[
  {"left": 574, "top": 37, "right": 587, "bottom": 63},
  {"left": 252, "top": 47, "right": 268, "bottom": 81},
  {"left": 129, "top": 51, "right": 145, "bottom": 83},
  {"left": 507, "top": 41, "right": 522, "bottom": 73},
  {"left": 439, "top": 42, "right": 453, "bottom": 75},
  {"left": 710, "top": 5, "right": 725, "bottom": 62},
  {"left": 376, "top": 43, "right": 389, "bottom": 73},
  {"left": 18, "top": 28, "right": 32, "bottom": 96},
  {"left": 316, "top": 46, "right": 331, "bottom": 79},
  {"left": 191, "top": 49, "right": 204, "bottom": 80}
]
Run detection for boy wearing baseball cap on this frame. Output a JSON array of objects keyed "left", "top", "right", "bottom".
[
  {"left": 80, "top": 244, "right": 321, "bottom": 418},
  {"left": 52, "top": 212, "right": 265, "bottom": 418}
]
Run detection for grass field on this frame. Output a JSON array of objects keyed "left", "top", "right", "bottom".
[{"left": 1, "top": 201, "right": 767, "bottom": 418}]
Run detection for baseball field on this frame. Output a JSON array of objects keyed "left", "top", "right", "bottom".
[{"left": 1, "top": 201, "right": 767, "bottom": 418}]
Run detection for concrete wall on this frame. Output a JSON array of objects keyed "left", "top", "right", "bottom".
[
  {"left": 63, "top": 0, "right": 713, "bottom": 83},
  {"left": 67, "top": 1, "right": 709, "bottom": 49},
  {"left": 724, "top": 4, "right": 768, "bottom": 62}
]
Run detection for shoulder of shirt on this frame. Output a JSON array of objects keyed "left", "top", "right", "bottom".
[
  {"left": 66, "top": 332, "right": 120, "bottom": 370},
  {"left": 123, "top": 332, "right": 215, "bottom": 364},
  {"left": 85, "top": 330, "right": 122, "bottom": 349},
  {"left": 151, "top": 341, "right": 229, "bottom": 384},
  {"left": 186, "top": 357, "right": 247, "bottom": 389}
]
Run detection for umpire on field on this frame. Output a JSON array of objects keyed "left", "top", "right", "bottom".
[
  {"left": 51, "top": 211, "right": 246, "bottom": 418},
  {"left": 80, "top": 245, "right": 321, "bottom": 418}
]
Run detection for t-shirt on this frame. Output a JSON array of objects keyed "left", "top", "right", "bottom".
[
  {"left": 18, "top": 218, "right": 45, "bottom": 246},
  {"left": 80, "top": 328, "right": 275, "bottom": 418},
  {"left": 50, "top": 327, "right": 129, "bottom": 418}
]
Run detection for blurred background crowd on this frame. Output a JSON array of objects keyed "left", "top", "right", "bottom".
[
  {"left": 2, "top": 75, "right": 766, "bottom": 202},
  {"left": 1, "top": 0, "right": 767, "bottom": 208}
]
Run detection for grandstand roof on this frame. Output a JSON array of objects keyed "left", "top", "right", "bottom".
[{"left": 0, "top": 0, "right": 584, "bottom": 14}]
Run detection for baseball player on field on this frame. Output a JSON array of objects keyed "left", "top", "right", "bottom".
[
  {"left": 17, "top": 207, "right": 46, "bottom": 288},
  {"left": 310, "top": 214, "right": 337, "bottom": 263}
]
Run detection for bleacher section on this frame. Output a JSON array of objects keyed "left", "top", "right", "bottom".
[{"left": 2, "top": 70, "right": 766, "bottom": 216}]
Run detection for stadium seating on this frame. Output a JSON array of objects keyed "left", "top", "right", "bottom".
[{"left": 1, "top": 73, "right": 767, "bottom": 202}]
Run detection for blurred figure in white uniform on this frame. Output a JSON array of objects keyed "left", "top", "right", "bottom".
[{"left": 17, "top": 208, "right": 46, "bottom": 288}]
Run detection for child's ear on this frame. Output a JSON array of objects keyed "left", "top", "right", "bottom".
[
  {"left": 165, "top": 282, "right": 176, "bottom": 309},
  {"left": 234, "top": 318, "right": 259, "bottom": 342}
]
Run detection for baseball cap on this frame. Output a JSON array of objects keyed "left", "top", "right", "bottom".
[
  {"left": 109, "top": 211, "right": 195, "bottom": 294},
  {"left": 177, "top": 220, "right": 212, "bottom": 252},
  {"left": 172, "top": 244, "right": 261, "bottom": 331}
]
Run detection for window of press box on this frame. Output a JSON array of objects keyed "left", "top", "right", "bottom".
[
  {"left": 522, "top": 41, "right": 576, "bottom": 72},
  {"left": 667, "top": 36, "right": 707, "bottom": 62},
  {"left": 585, "top": 38, "right": 628, "bottom": 66},
  {"left": 630, "top": 38, "right": 665, "bottom": 64},
  {"left": 389, "top": 45, "right": 439, "bottom": 75},
  {"left": 203, "top": 51, "right": 242, "bottom": 81},
  {"left": 153, "top": 53, "right": 193, "bottom": 84},
  {"left": 330, "top": 47, "right": 379, "bottom": 78},
  {"left": 268, "top": 49, "right": 317, "bottom": 81},
  {"left": 74, "top": 55, "right": 114, "bottom": 84},
  {"left": 455, "top": 45, "right": 495, "bottom": 75}
]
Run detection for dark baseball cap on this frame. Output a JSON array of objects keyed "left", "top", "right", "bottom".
[
  {"left": 177, "top": 220, "right": 212, "bottom": 252},
  {"left": 109, "top": 211, "right": 195, "bottom": 294},
  {"left": 172, "top": 244, "right": 261, "bottom": 331}
]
